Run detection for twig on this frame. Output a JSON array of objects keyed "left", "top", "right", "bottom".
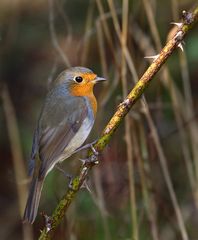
[{"left": 39, "top": 7, "right": 198, "bottom": 239}]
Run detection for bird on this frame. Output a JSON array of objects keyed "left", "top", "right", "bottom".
[{"left": 23, "top": 66, "right": 106, "bottom": 224}]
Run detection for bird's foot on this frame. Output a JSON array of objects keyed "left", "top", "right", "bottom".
[
  {"left": 79, "top": 144, "right": 99, "bottom": 165},
  {"left": 79, "top": 155, "right": 99, "bottom": 165},
  {"left": 40, "top": 212, "right": 52, "bottom": 233}
]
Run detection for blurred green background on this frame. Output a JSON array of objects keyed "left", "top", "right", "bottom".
[{"left": 0, "top": 0, "right": 198, "bottom": 239}]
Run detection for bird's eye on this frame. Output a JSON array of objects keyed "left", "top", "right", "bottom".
[{"left": 74, "top": 76, "right": 83, "bottom": 83}]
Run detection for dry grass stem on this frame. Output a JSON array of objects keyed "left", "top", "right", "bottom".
[
  {"left": 2, "top": 85, "right": 33, "bottom": 240},
  {"left": 120, "top": 1, "right": 139, "bottom": 240},
  {"left": 48, "top": 0, "right": 71, "bottom": 67}
]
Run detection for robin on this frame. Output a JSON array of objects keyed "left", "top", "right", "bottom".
[{"left": 23, "top": 66, "right": 106, "bottom": 224}]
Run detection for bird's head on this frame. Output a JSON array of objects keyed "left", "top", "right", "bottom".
[{"left": 55, "top": 67, "right": 106, "bottom": 97}]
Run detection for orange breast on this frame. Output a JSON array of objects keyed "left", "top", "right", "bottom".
[
  {"left": 87, "top": 94, "right": 97, "bottom": 117},
  {"left": 70, "top": 83, "right": 97, "bottom": 117}
]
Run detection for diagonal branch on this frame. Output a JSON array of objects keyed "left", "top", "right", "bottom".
[{"left": 39, "top": 7, "right": 198, "bottom": 239}]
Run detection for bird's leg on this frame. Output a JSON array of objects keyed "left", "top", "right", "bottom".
[
  {"left": 55, "top": 163, "right": 69, "bottom": 177},
  {"left": 90, "top": 144, "right": 99, "bottom": 156},
  {"left": 55, "top": 164, "right": 81, "bottom": 190},
  {"left": 55, "top": 163, "right": 74, "bottom": 188},
  {"left": 73, "top": 139, "right": 98, "bottom": 154}
]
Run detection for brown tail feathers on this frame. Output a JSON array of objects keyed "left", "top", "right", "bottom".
[{"left": 23, "top": 177, "right": 43, "bottom": 224}]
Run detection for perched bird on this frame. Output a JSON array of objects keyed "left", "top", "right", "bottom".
[{"left": 23, "top": 67, "right": 106, "bottom": 224}]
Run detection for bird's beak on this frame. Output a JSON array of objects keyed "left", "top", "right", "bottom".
[{"left": 93, "top": 76, "right": 106, "bottom": 83}]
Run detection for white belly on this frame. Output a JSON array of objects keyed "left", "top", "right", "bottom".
[{"left": 61, "top": 116, "right": 93, "bottom": 160}]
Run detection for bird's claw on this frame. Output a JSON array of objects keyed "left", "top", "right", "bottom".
[
  {"left": 182, "top": 10, "right": 193, "bottom": 25},
  {"left": 79, "top": 155, "right": 99, "bottom": 165},
  {"left": 40, "top": 212, "right": 52, "bottom": 233},
  {"left": 79, "top": 150, "right": 99, "bottom": 165},
  {"left": 65, "top": 175, "right": 78, "bottom": 191}
]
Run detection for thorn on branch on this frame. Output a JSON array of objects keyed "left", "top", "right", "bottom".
[
  {"left": 144, "top": 54, "right": 160, "bottom": 61},
  {"left": 178, "top": 42, "right": 184, "bottom": 52},
  {"left": 174, "top": 31, "right": 185, "bottom": 52},
  {"left": 170, "top": 22, "right": 183, "bottom": 28},
  {"left": 80, "top": 179, "right": 92, "bottom": 193},
  {"left": 174, "top": 30, "right": 183, "bottom": 41}
]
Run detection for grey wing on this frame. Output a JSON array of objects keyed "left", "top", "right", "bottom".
[
  {"left": 28, "top": 127, "right": 40, "bottom": 176},
  {"left": 31, "top": 87, "right": 89, "bottom": 178}
]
